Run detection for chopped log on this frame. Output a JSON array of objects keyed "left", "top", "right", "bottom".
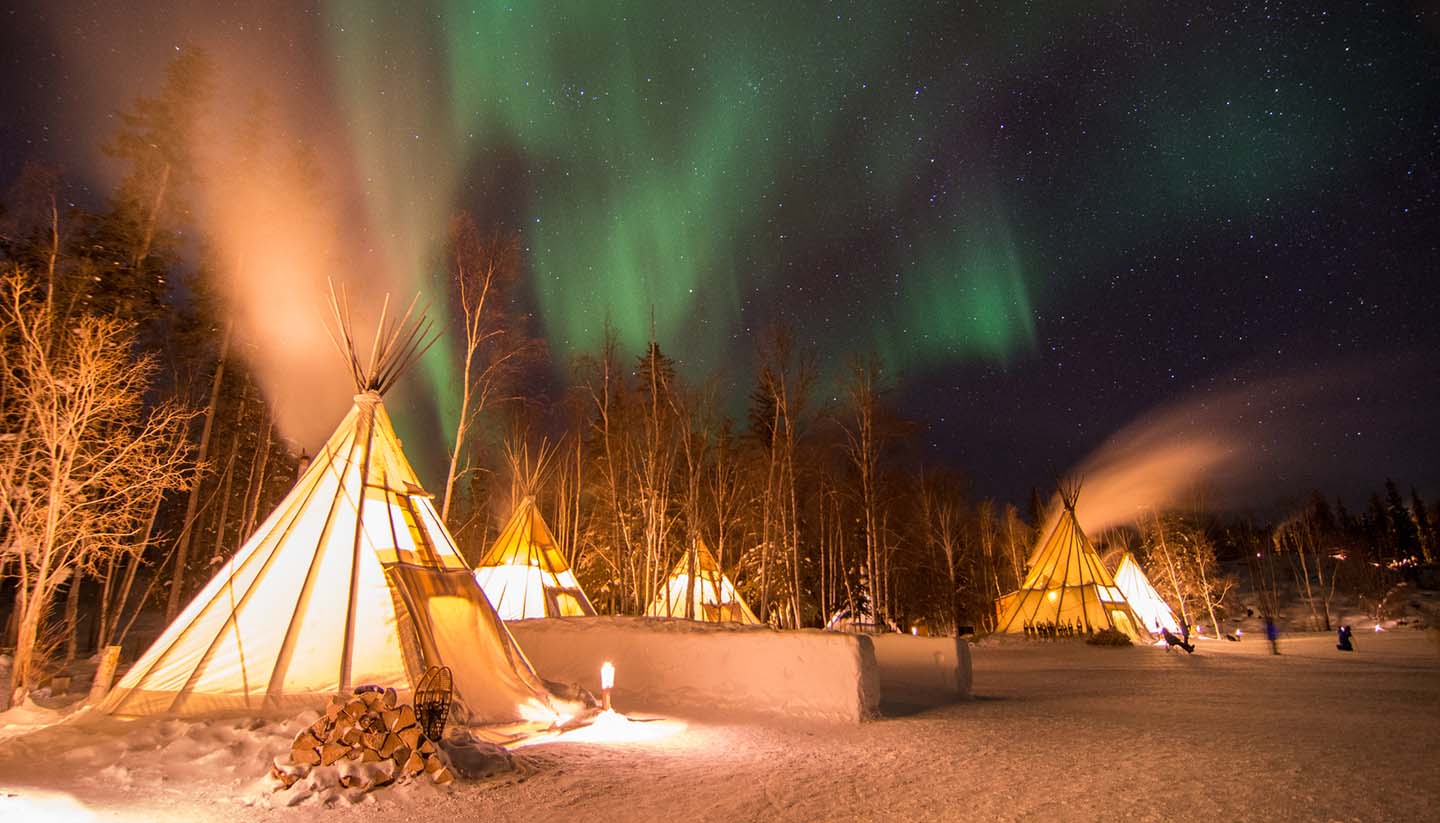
[
  {"left": 320, "top": 742, "right": 350, "bottom": 766},
  {"left": 418, "top": 738, "right": 436, "bottom": 755},
  {"left": 361, "top": 731, "right": 387, "bottom": 751},
  {"left": 293, "top": 730, "right": 322, "bottom": 751},
  {"left": 377, "top": 733, "right": 402, "bottom": 758},
  {"left": 392, "top": 705, "right": 417, "bottom": 731},
  {"left": 360, "top": 748, "right": 383, "bottom": 763},
  {"left": 341, "top": 727, "right": 362, "bottom": 746},
  {"left": 270, "top": 765, "right": 300, "bottom": 788},
  {"left": 398, "top": 727, "right": 422, "bottom": 749},
  {"left": 431, "top": 766, "right": 454, "bottom": 785},
  {"left": 292, "top": 747, "right": 322, "bottom": 766},
  {"left": 423, "top": 753, "right": 443, "bottom": 773},
  {"left": 309, "top": 716, "right": 336, "bottom": 740},
  {"left": 382, "top": 688, "right": 397, "bottom": 709},
  {"left": 401, "top": 750, "right": 426, "bottom": 776}
]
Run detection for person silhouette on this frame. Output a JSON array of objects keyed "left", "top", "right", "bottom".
[
  {"left": 1336, "top": 625, "right": 1355, "bottom": 652},
  {"left": 1265, "top": 616, "right": 1280, "bottom": 655}
]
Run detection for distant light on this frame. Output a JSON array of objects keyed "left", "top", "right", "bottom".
[{"left": 1047, "top": 591, "right": 1058, "bottom": 602}]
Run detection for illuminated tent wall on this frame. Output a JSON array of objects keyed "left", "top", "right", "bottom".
[
  {"left": 993, "top": 484, "right": 1148, "bottom": 640},
  {"left": 101, "top": 298, "right": 560, "bottom": 725},
  {"left": 474, "top": 495, "right": 596, "bottom": 620},
  {"left": 1112, "top": 553, "right": 1181, "bottom": 635},
  {"left": 645, "top": 539, "right": 761, "bottom": 624}
]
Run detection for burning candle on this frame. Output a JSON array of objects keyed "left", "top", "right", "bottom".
[{"left": 600, "top": 661, "right": 615, "bottom": 711}]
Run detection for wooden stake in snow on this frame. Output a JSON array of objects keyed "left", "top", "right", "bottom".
[{"left": 86, "top": 645, "right": 122, "bottom": 705}]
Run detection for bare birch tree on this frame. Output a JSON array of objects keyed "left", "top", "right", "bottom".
[
  {"left": 440, "top": 215, "right": 536, "bottom": 525},
  {"left": 0, "top": 271, "right": 194, "bottom": 707}
]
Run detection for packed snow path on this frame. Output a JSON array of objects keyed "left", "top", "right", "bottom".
[{"left": 3, "top": 632, "right": 1436, "bottom": 822}]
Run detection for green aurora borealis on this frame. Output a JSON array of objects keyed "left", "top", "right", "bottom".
[
  {"left": 3, "top": 0, "right": 1435, "bottom": 500},
  {"left": 323, "top": 1, "right": 1041, "bottom": 387},
  {"left": 310, "top": 0, "right": 1436, "bottom": 497}
]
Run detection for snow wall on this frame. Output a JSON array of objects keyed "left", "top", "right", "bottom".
[
  {"left": 869, "top": 634, "right": 972, "bottom": 706},
  {"left": 508, "top": 616, "right": 880, "bottom": 723}
]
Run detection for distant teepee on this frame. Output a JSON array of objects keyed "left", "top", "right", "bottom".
[
  {"left": 993, "top": 481, "right": 1147, "bottom": 639},
  {"left": 646, "top": 538, "right": 760, "bottom": 624},
  {"left": 1112, "top": 553, "right": 1181, "bottom": 635},
  {"left": 101, "top": 291, "right": 563, "bottom": 725},
  {"left": 474, "top": 496, "right": 596, "bottom": 620}
]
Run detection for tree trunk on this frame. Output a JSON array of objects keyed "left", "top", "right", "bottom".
[
  {"left": 166, "top": 320, "right": 232, "bottom": 620},
  {"left": 63, "top": 569, "right": 82, "bottom": 663},
  {"left": 107, "top": 496, "right": 160, "bottom": 647}
]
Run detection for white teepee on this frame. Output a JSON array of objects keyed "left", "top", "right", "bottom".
[
  {"left": 993, "top": 482, "right": 1148, "bottom": 640},
  {"left": 100, "top": 295, "right": 562, "bottom": 725},
  {"left": 645, "top": 539, "right": 760, "bottom": 624},
  {"left": 1113, "top": 553, "right": 1181, "bottom": 635},
  {"left": 474, "top": 496, "right": 596, "bottom": 620}
]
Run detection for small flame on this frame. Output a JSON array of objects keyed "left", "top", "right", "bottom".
[{"left": 600, "top": 661, "right": 615, "bottom": 690}]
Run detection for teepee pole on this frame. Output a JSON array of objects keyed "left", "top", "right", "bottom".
[
  {"left": 158, "top": 433, "right": 350, "bottom": 714},
  {"left": 338, "top": 401, "right": 378, "bottom": 694},
  {"left": 265, "top": 429, "right": 364, "bottom": 704}
]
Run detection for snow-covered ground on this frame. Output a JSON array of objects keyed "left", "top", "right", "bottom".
[{"left": 3, "top": 631, "right": 1436, "bottom": 822}]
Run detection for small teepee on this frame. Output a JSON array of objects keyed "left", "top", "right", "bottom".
[
  {"left": 474, "top": 496, "right": 596, "bottom": 620},
  {"left": 993, "top": 481, "right": 1147, "bottom": 640},
  {"left": 645, "top": 539, "right": 760, "bottom": 624},
  {"left": 101, "top": 292, "right": 562, "bottom": 725},
  {"left": 1113, "top": 553, "right": 1181, "bottom": 635}
]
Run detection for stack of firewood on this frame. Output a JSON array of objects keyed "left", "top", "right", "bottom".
[{"left": 270, "top": 689, "right": 454, "bottom": 792}]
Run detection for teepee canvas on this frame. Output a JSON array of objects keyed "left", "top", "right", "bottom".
[
  {"left": 474, "top": 496, "right": 596, "bottom": 620},
  {"left": 645, "top": 539, "right": 760, "bottom": 624},
  {"left": 993, "top": 483, "right": 1147, "bottom": 640},
  {"left": 101, "top": 296, "right": 562, "bottom": 725},
  {"left": 1113, "top": 553, "right": 1181, "bottom": 635}
]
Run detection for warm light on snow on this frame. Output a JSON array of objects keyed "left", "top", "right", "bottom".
[
  {"left": 0, "top": 790, "right": 100, "bottom": 823},
  {"left": 555, "top": 710, "right": 687, "bottom": 745}
]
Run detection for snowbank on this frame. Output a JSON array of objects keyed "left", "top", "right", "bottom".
[
  {"left": 869, "top": 634, "right": 972, "bottom": 705},
  {"left": 509, "top": 616, "right": 880, "bottom": 723}
]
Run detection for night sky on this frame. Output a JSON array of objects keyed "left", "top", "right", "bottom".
[{"left": 3, "top": 1, "right": 1437, "bottom": 509}]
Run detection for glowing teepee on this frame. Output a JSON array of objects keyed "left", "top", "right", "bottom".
[
  {"left": 101, "top": 294, "right": 562, "bottom": 725},
  {"left": 474, "top": 496, "right": 596, "bottom": 620},
  {"left": 993, "top": 482, "right": 1148, "bottom": 640},
  {"left": 645, "top": 539, "right": 760, "bottom": 624},
  {"left": 1112, "top": 553, "right": 1181, "bottom": 635}
]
